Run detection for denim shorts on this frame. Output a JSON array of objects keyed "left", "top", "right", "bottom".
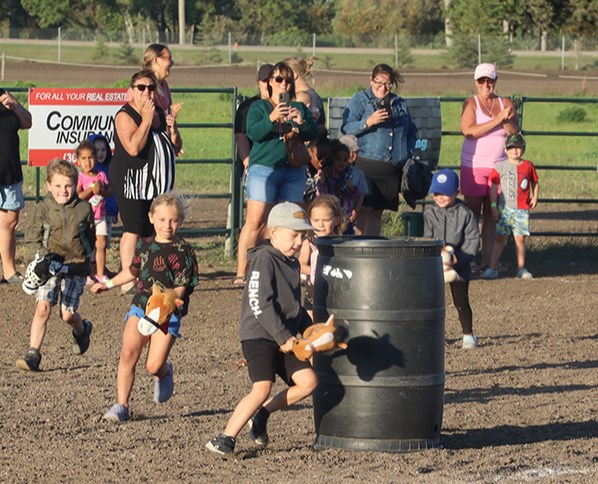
[
  {"left": 245, "top": 164, "right": 307, "bottom": 204},
  {"left": 496, "top": 206, "right": 530, "bottom": 236},
  {"left": 0, "top": 181, "right": 25, "bottom": 211},
  {"left": 125, "top": 305, "right": 182, "bottom": 338}
]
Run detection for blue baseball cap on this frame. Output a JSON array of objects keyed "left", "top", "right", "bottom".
[{"left": 429, "top": 168, "right": 459, "bottom": 195}]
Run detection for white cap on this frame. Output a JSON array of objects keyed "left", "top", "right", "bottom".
[{"left": 474, "top": 63, "right": 497, "bottom": 80}]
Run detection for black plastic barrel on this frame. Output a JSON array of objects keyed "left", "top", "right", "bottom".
[{"left": 312, "top": 237, "right": 445, "bottom": 452}]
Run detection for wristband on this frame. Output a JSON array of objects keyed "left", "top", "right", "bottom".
[
  {"left": 104, "top": 279, "right": 115, "bottom": 289},
  {"left": 490, "top": 202, "right": 497, "bottom": 208}
]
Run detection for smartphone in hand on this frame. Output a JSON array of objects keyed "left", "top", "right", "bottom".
[
  {"left": 379, "top": 96, "right": 392, "bottom": 116},
  {"left": 279, "top": 92, "right": 290, "bottom": 105}
]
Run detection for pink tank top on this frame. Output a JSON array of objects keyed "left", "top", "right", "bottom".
[{"left": 461, "top": 96, "right": 508, "bottom": 169}]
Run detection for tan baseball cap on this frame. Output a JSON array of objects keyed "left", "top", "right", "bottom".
[{"left": 267, "top": 202, "right": 315, "bottom": 231}]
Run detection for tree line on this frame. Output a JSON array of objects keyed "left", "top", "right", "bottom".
[{"left": 3, "top": 0, "right": 597, "bottom": 52}]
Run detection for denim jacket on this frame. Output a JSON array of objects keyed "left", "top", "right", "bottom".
[{"left": 341, "top": 88, "right": 417, "bottom": 166}]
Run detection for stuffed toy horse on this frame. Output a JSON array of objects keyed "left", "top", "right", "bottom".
[
  {"left": 441, "top": 245, "right": 459, "bottom": 284},
  {"left": 137, "top": 284, "right": 183, "bottom": 336},
  {"left": 293, "top": 314, "right": 348, "bottom": 361}
]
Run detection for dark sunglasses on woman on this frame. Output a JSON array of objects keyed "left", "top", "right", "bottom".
[
  {"left": 273, "top": 76, "right": 292, "bottom": 84},
  {"left": 133, "top": 84, "right": 156, "bottom": 92}
]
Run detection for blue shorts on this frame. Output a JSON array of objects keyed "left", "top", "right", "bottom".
[
  {"left": 125, "top": 305, "right": 182, "bottom": 338},
  {"left": 245, "top": 164, "right": 307, "bottom": 203},
  {"left": 0, "top": 181, "right": 25, "bottom": 211},
  {"left": 496, "top": 206, "right": 530, "bottom": 236}
]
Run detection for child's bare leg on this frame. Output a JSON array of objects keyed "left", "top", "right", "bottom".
[
  {"left": 263, "top": 367, "right": 318, "bottom": 413},
  {"left": 489, "top": 234, "right": 507, "bottom": 270},
  {"left": 146, "top": 331, "right": 175, "bottom": 377},
  {"left": 116, "top": 316, "right": 149, "bottom": 407},
  {"left": 60, "top": 308, "right": 84, "bottom": 335},
  {"left": 514, "top": 235, "right": 526, "bottom": 270},
  {"left": 223, "top": 380, "right": 272, "bottom": 438},
  {"left": 29, "top": 301, "right": 52, "bottom": 349},
  {"left": 95, "top": 235, "right": 108, "bottom": 278}
]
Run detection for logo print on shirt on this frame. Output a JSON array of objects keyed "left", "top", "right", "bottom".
[
  {"left": 153, "top": 255, "right": 166, "bottom": 272},
  {"left": 248, "top": 270, "right": 262, "bottom": 317}
]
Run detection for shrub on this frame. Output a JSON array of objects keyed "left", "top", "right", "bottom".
[{"left": 556, "top": 107, "right": 587, "bottom": 123}]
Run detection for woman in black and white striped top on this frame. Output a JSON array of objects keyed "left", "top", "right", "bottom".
[{"left": 111, "top": 70, "right": 181, "bottom": 287}]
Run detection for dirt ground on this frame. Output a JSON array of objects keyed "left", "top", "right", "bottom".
[{"left": 1, "top": 62, "right": 597, "bottom": 482}]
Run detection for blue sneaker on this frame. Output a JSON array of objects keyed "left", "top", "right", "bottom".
[
  {"left": 154, "top": 361, "right": 174, "bottom": 403},
  {"left": 103, "top": 403, "right": 130, "bottom": 422}
]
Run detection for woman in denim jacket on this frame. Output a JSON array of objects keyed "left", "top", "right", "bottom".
[{"left": 341, "top": 64, "right": 417, "bottom": 235}]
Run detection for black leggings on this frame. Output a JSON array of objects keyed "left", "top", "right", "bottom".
[{"left": 449, "top": 280, "right": 473, "bottom": 335}]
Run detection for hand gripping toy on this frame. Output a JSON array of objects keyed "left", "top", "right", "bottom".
[
  {"left": 441, "top": 245, "right": 459, "bottom": 283},
  {"left": 137, "top": 284, "right": 183, "bottom": 337},
  {"left": 22, "top": 252, "right": 66, "bottom": 295},
  {"left": 293, "top": 315, "right": 348, "bottom": 361}
]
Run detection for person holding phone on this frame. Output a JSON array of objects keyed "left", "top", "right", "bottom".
[
  {"left": 341, "top": 63, "right": 417, "bottom": 235},
  {"left": 233, "top": 62, "right": 319, "bottom": 286},
  {"left": 0, "top": 87, "right": 32, "bottom": 283}
]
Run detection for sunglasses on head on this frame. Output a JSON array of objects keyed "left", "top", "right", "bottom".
[
  {"left": 133, "top": 84, "right": 156, "bottom": 92},
  {"left": 273, "top": 75, "right": 292, "bottom": 84}
]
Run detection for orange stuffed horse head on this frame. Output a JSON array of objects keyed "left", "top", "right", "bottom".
[
  {"left": 293, "top": 314, "right": 348, "bottom": 361},
  {"left": 137, "top": 284, "right": 183, "bottom": 336}
]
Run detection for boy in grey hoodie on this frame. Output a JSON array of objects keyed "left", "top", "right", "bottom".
[
  {"left": 207, "top": 202, "right": 316, "bottom": 455},
  {"left": 424, "top": 169, "right": 480, "bottom": 349}
]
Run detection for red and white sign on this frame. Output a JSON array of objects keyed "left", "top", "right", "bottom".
[{"left": 28, "top": 88, "right": 127, "bottom": 166}]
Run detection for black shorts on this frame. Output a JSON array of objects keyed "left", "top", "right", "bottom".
[
  {"left": 116, "top": 196, "right": 154, "bottom": 237},
  {"left": 356, "top": 156, "right": 402, "bottom": 211},
  {"left": 242, "top": 338, "right": 311, "bottom": 385}
]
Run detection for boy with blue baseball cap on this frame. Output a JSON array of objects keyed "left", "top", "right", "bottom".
[{"left": 424, "top": 169, "right": 481, "bottom": 349}]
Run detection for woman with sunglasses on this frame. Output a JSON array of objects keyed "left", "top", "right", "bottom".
[
  {"left": 341, "top": 63, "right": 417, "bottom": 235},
  {"left": 111, "top": 70, "right": 182, "bottom": 292},
  {"left": 233, "top": 61, "right": 319, "bottom": 286},
  {"left": 460, "top": 63, "right": 518, "bottom": 269}
]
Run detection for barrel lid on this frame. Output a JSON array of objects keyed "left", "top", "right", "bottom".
[{"left": 316, "top": 236, "right": 443, "bottom": 249}]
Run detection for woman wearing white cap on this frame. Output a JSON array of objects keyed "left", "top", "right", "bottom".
[{"left": 460, "top": 62, "right": 518, "bottom": 268}]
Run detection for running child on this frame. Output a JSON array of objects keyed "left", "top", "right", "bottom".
[
  {"left": 481, "top": 133, "right": 539, "bottom": 279},
  {"left": 16, "top": 159, "right": 95, "bottom": 371},
  {"left": 206, "top": 202, "right": 317, "bottom": 455},
  {"left": 75, "top": 140, "right": 112, "bottom": 283},
  {"left": 92, "top": 192, "right": 199, "bottom": 422},
  {"left": 423, "top": 169, "right": 481, "bottom": 349}
]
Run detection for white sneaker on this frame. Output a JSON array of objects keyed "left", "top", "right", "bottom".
[
  {"left": 517, "top": 268, "right": 533, "bottom": 279},
  {"left": 462, "top": 335, "right": 478, "bottom": 349}
]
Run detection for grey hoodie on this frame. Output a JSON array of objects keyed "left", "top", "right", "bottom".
[
  {"left": 423, "top": 199, "right": 480, "bottom": 280},
  {"left": 240, "top": 241, "right": 312, "bottom": 345}
]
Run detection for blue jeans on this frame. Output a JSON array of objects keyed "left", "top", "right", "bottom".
[{"left": 246, "top": 164, "right": 307, "bottom": 203}]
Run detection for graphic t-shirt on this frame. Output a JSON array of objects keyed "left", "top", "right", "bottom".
[
  {"left": 130, "top": 236, "right": 199, "bottom": 316},
  {"left": 489, "top": 159, "right": 538, "bottom": 209}
]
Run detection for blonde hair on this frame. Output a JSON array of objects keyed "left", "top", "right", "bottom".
[
  {"left": 46, "top": 158, "right": 78, "bottom": 185},
  {"left": 307, "top": 195, "right": 345, "bottom": 235},
  {"left": 150, "top": 192, "right": 190, "bottom": 221},
  {"left": 283, "top": 56, "right": 317, "bottom": 83},
  {"left": 142, "top": 43, "right": 169, "bottom": 69}
]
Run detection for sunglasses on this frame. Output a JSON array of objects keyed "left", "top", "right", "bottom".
[
  {"left": 372, "top": 79, "right": 392, "bottom": 89},
  {"left": 273, "top": 76, "right": 292, "bottom": 84},
  {"left": 476, "top": 77, "right": 495, "bottom": 85},
  {"left": 133, "top": 84, "right": 156, "bottom": 92}
]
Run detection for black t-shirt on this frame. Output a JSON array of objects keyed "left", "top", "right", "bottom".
[
  {"left": 234, "top": 95, "right": 260, "bottom": 137},
  {"left": 0, "top": 109, "right": 24, "bottom": 185}
]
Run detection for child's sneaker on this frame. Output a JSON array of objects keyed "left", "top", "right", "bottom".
[
  {"left": 206, "top": 433, "right": 236, "bottom": 455},
  {"left": 16, "top": 347, "right": 42, "bottom": 371},
  {"left": 102, "top": 403, "right": 130, "bottom": 422},
  {"left": 517, "top": 268, "right": 533, "bottom": 279},
  {"left": 248, "top": 407, "right": 270, "bottom": 446},
  {"left": 153, "top": 361, "right": 174, "bottom": 403},
  {"left": 479, "top": 268, "right": 499, "bottom": 280},
  {"left": 462, "top": 335, "right": 478, "bottom": 349},
  {"left": 72, "top": 320, "right": 93, "bottom": 355}
]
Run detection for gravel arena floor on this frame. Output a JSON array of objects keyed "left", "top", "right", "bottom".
[{"left": 1, "top": 61, "right": 597, "bottom": 482}]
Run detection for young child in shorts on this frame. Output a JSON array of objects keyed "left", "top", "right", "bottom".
[
  {"left": 206, "top": 202, "right": 317, "bottom": 455},
  {"left": 317, "top": 140, "right": 365, "bottom": 233},
  {"left": 424, "top": 169, "right": 481, "bottom": 349},
  {"left": 299, "top": 194, "right": 344, "bottom": 319},
  {"left": 480, "top": 133, "right": 539, "bottom": 280},
  {"left": 16, "top": 159, "right": 95, "bottom": 371},
  {"left": 92, "top": 192, "right": 199, "bottom": 422},
  {"left": 89, "top": 134, "right": 119, "bottom": 249},
  {"left": 75, "top": 140, "right": 112, "bottom": 283}
]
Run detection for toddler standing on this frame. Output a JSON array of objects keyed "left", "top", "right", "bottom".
[
  {"left": 16, "top": 159, "right": 95, "bottom": 371},
  {"left": 424, "top": 169, "right": 480, "bottom": 349},
  {"left": 75, "top": 140, "right": 112, "bottom": 283},
  {"left": 481, "top": 133, "right": 539, "bottom": 279}
]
